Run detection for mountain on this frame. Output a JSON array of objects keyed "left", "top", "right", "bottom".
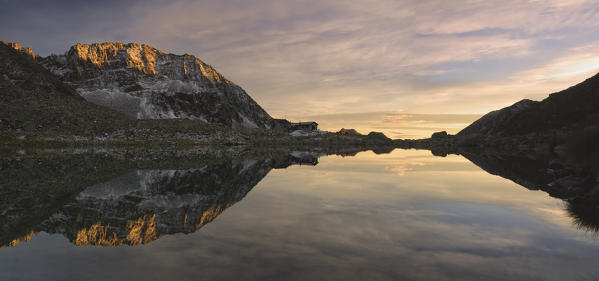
[
  {"left": 458, "top": 99, "right": 539, "bottom": 135},
  {"left": 458, "top": 73, "right": 599, "bottom": 136},
  {"left": 41, "top": 42, "right": 272, "bottom": 129},
  {"left": 0, "top": 41, "right": 132, "bottom": 134}
]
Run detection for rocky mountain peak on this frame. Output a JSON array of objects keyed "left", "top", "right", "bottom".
[
  {"left": 69, "top": 42, "right": 164, "bottom": 75},
  {"left": 1, "top": 41, "right": 38, "bottom": 59},
  {"left": 40, "top": 42, "right": 272, "bottom": 128},
  {"left": 63, "top": 42, "right": 229, "bottom": 84}
]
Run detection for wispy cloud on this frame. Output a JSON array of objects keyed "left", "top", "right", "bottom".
[{"left": 1, "top": 0, "right": 598, "bottom": 129}]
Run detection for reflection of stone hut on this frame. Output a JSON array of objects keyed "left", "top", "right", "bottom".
[
  {"left": 290, "top": 122, "right": 318, "bottom": 132},
  {"left": 290, "top": 155, "right": 319, "bottom": 166},
  {"left": 289, "top": 151, "right": 319, "bottom": 166}
]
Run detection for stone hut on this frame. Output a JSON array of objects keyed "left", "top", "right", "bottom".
[{"left": 289, "top": 121, "right": 318, "bottom": 132}]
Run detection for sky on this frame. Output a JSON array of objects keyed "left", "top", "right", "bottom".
[{"left": 2, "top": 0, "right": 599, "bottom": 138}]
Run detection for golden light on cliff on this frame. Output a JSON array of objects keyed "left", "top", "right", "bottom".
[
  {"left": 4, "top": 230, "right": 38, "bottom": 247},
  {"left": 143, "top": 214, "right": 157, "bottom": 244},
  {"left": 125, "top": 214, "right": 159, "bottom": 246},
  {"left": 3, "top": 204, "right": 238, "bottom": 247},
  {"left": 75, "top": 222, "right": 123, "bottom": 246},
  {"left": 196, "top": 204, "right": 233, "bottom": 230},
  {"left": 71, "top": 42, "right": 234, "bottom": 83},
  {"left": 74, "top": 214, "right": 159, "bottom": 246}
]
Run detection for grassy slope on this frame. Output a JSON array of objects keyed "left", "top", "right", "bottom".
[{"left": 0, "top": 42, "right": 133, "bottom": 134}]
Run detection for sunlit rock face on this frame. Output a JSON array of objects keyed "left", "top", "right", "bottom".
[
  {"left": 41, "top": 42, "right": 272, "bottom": 128},
  {"left": 2, "top": 41, "right": 38, "bottom": 59}
]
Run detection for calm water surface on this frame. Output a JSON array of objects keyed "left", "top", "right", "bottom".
[{"left": 2, "top": 149, "right": 599, "bottom": 281}]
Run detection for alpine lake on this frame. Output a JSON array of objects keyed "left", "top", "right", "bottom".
[{"left": 1, "top": 146, "right": 599, "bottom": 281}]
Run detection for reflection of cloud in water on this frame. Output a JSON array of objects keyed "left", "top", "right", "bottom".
[
  {"left": 2, "top": 149, "right": 599, "bottom": 281},
  {"left": 285, "top": 150, "right": 588, "bottom": 234},
  {"left": 154, "top": 186, "right": 599, "bottom": 281},
  {"left": 385, "top": 161, "right": 427, "bottom": 176},
  {"left": 183, "top": 155, "right": 598, "bottom": 280}
]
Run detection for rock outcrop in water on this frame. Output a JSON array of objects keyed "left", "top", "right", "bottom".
[{"left": 41, "top": 42, "right": 273, "bottom": 128}]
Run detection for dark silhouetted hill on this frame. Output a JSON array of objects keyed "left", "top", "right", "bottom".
[{"left": 459, "top": 73, "right": 599, "bottom": 136}]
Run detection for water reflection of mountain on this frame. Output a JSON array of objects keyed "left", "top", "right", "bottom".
[
  {"left": 1, "top": 146, "right": 386, "bottom": 247},
  {"left": 457, "top": 150, "right": 599, "bottom": 232},
  {"left": 43, "top": 163, "right": 272, "bottom": 246},
  {"left": 460, "top": 151, "right": 555, "bottom": 191},
  {"left": 5, "top": 145, "right": 597, "bottom": 247}
]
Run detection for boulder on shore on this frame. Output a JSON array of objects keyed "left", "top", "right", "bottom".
[
  {"left": 366, "top": 131, "right": 392, "bottom": 143},
  {"left": 337, "top": 128, "right": 362, "bottom": 137}
]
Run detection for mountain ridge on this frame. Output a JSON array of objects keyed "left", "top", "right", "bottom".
[
  {"left": 40, "top": 42, "right": 273, "bottom": 128},
  {"left": 458, "top": 72, "right": 599, "bottom": 137},
  {"left": 458, "top": 99, "right": 539, "bottom": 136}
]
